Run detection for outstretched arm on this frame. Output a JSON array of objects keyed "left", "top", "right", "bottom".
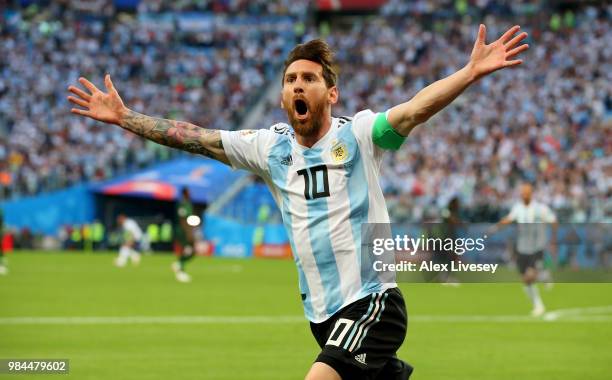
[
  {"left": 388, "top": 24, "right": 529, "bottom": 136},
  {"left": 118, "top": 110, "right": 227, "bottom": 163},
  {"left": 488, "top": 210, "right": 516, "bottom": 235},
  {"left": 67, "top": 75, "right": 228, "bottom": 164}
]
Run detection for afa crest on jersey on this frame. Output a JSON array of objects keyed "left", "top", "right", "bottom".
[{"left": 330, "top": 139, "right": 349, "bottom": 163}]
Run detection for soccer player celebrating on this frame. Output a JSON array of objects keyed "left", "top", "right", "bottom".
[
  {"left": 115, "top": 214, "right": 143, "bottom": 268},
  {"left": 172, "top": 188, "right": 197, "bottom": 283},
  {"left": 494, "top": 183, "right": 558, "bottom": 317},
  {"left": 68, "top": 24, "right": 528, "bottom": 379}
]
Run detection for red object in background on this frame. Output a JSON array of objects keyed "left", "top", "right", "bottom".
[
  {"left": 174, "top": 241, "right": 214, "bottom": 256},
  {"left": 254, "top": 244, "right": 292, "bottom": 259},
  {"left": 196, "top": 241, "right": 214, "bottom": 256},
  {"left": 173, "top": 242, "right": 182, "bottom": 256},
  {"left": 543, "top": 135, "right": 561, "bottom": 151},
  {"left": 174, "top": 82, "right": 186, "bottom": 94},
  {"left": 411, "top": 181, "right": 425, "bottom": 197},
  {"left": 2, "top": 233, "right": 14, "bottom": 253},
  {"left": 0, "top": 171, "right": 11, "bottom": 186},
  {"left": 317, "top": 0, "right": 387, "bottom": 11},
  {"left": 103, "top": 180, "right": 176, "bottom": 200}
]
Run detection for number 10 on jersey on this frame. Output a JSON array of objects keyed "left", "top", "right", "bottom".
[{"left": 297, "top": 165, "right": 330, "bottom": 200}]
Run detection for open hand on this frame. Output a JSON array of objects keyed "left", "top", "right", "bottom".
[
  {"left": 67, "top": 74, "right": 127, "bottom": 125},
  {"left": 468, "top": 24, "right": 529, "bottom": 80}
]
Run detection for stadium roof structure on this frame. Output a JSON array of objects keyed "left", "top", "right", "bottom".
[{"left": 90, "top": 157, "right": 242, "bottom": 204}]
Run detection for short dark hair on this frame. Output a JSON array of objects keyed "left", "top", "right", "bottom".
[{"left": 282, "top": 39, "right": 337, "bottom": 88}]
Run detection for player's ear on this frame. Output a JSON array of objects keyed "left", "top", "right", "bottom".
[
  {"left": 328, "top": 86, "right": 338, "bottom": 105},
  {"left": 280, "top": 93, "right": 284, "bottom": 109}
]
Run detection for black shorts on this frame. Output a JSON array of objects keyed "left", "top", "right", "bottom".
[
  {"left": 310, "top": 287, "right": 413, "bottom": 380},
  {"left": 517, "top": 251, "right": 544, "bottom": 274}
]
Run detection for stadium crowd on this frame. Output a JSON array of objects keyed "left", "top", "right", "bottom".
[
  {"left": 257, "top": 1, "right": 610, "bottom": 222},
  {"left": 0, "top": 0, "right": 307, "bottom": 198},
  {"left": 1, "top": 0, "right": 610, "bottom": 223}
]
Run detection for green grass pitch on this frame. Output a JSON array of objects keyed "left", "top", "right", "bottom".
[{"left": 1, "top": 251, "right": 611, "bottom": 379}]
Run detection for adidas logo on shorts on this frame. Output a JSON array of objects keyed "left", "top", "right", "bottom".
[{"left": 354, "top": 353, "right": 367, "bottom": 365}]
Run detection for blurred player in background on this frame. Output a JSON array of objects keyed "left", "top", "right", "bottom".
[
  {"left": 68, "top": 23, "right": 529, "bottom": 379},
  {"left": 172, "top": 188, "right": 196, "bottom": 283},
  {"left": 494, "top": 183, "right": 558, "bottom": 316},
  {"left": 115, "top": 214, "right": 143, "bottom": 268},
  {"left": 0, "top": 208, "right": 6, "bottom": 275},
  {"left": 438, "top": 197, "right": 463, "bottom": 285}
]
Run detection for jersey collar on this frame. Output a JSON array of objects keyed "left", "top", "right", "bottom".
[{"left": 293, "top": 117, "right": 338, "bottom": 153}]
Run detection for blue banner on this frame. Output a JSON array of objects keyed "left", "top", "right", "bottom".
[
  {"left": 2, "top": 184, "right": 95, "bottom": 235},
  {"left": 204, "top": 214, "right": 289, "bottom": 258}
]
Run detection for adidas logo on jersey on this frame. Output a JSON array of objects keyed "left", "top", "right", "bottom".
[
  {"left": 280, "top": 155, "right": 293, "bottom": 166},
  {"left": 337, "top": 116, "right": 352, "bottom": 127},
  {"left": 270, "top": 123, "right": 295, "bottom": 138},
  {"left": 354, "top": 353, "right": 367, "bottom": 365}
]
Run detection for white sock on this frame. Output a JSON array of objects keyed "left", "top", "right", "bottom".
[
  {"left": 538, "top": 269, "right": 552, "bottom": 283},
  {"left": 117, "top": 246, "right": 131, "bottom": 266},
  {"left": 523, "top": 284, "right": 544, "bottom": 309}
]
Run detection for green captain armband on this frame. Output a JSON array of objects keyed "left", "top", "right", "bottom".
[{"left": 372, "top": 111, "right": 406, "bottom": 151}]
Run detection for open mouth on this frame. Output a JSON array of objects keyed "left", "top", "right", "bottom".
[{"left": 294, "top": 99, "right": 308, "bottom": 116}]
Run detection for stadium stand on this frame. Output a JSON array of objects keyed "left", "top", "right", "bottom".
[
  {"left": 1, "top": 0, "right": 610, "bottom": 224},
  {"left": 0, "top": 0, "right": 308, "bottom": 199},
  {"left": 258, "top": 0, "right": 611, "bottom": 222}
]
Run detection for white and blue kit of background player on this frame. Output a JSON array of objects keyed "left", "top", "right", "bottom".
[
  {"left": 506, "top": 200, "right": 557, "bottom": 275},
  {"left": 221, "top": 110, "right": 413, "bottom": 379}
]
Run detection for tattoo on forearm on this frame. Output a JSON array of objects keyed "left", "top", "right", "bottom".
[{"left": 120, "top": 110, "right": 223, "bottom": 159}]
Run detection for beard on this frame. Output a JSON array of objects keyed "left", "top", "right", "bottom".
[{"left": 284, "top": 96, "right": 325, "bottom": 138}]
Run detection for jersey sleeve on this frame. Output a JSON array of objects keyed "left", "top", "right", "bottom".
[
  {"left": 351, "top": 109, "right": 385, "bottom": 164},
  {"left": 220, "top": 129, "right": 278, "bottom": 176},
  {"left": 506, "top": 203, "right": 519, "bottom": 222}
]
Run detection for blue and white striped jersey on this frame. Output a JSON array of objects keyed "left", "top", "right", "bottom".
[
  {"left": 506, "top": 201, "right": 557, "bottom": 255},
  {"left": 221, "top": 110, "right": 396, "bottom": 322}
]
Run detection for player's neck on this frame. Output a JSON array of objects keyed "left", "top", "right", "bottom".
[{"left": 295, "top": 113, "right": 332, "bottom": 148}]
